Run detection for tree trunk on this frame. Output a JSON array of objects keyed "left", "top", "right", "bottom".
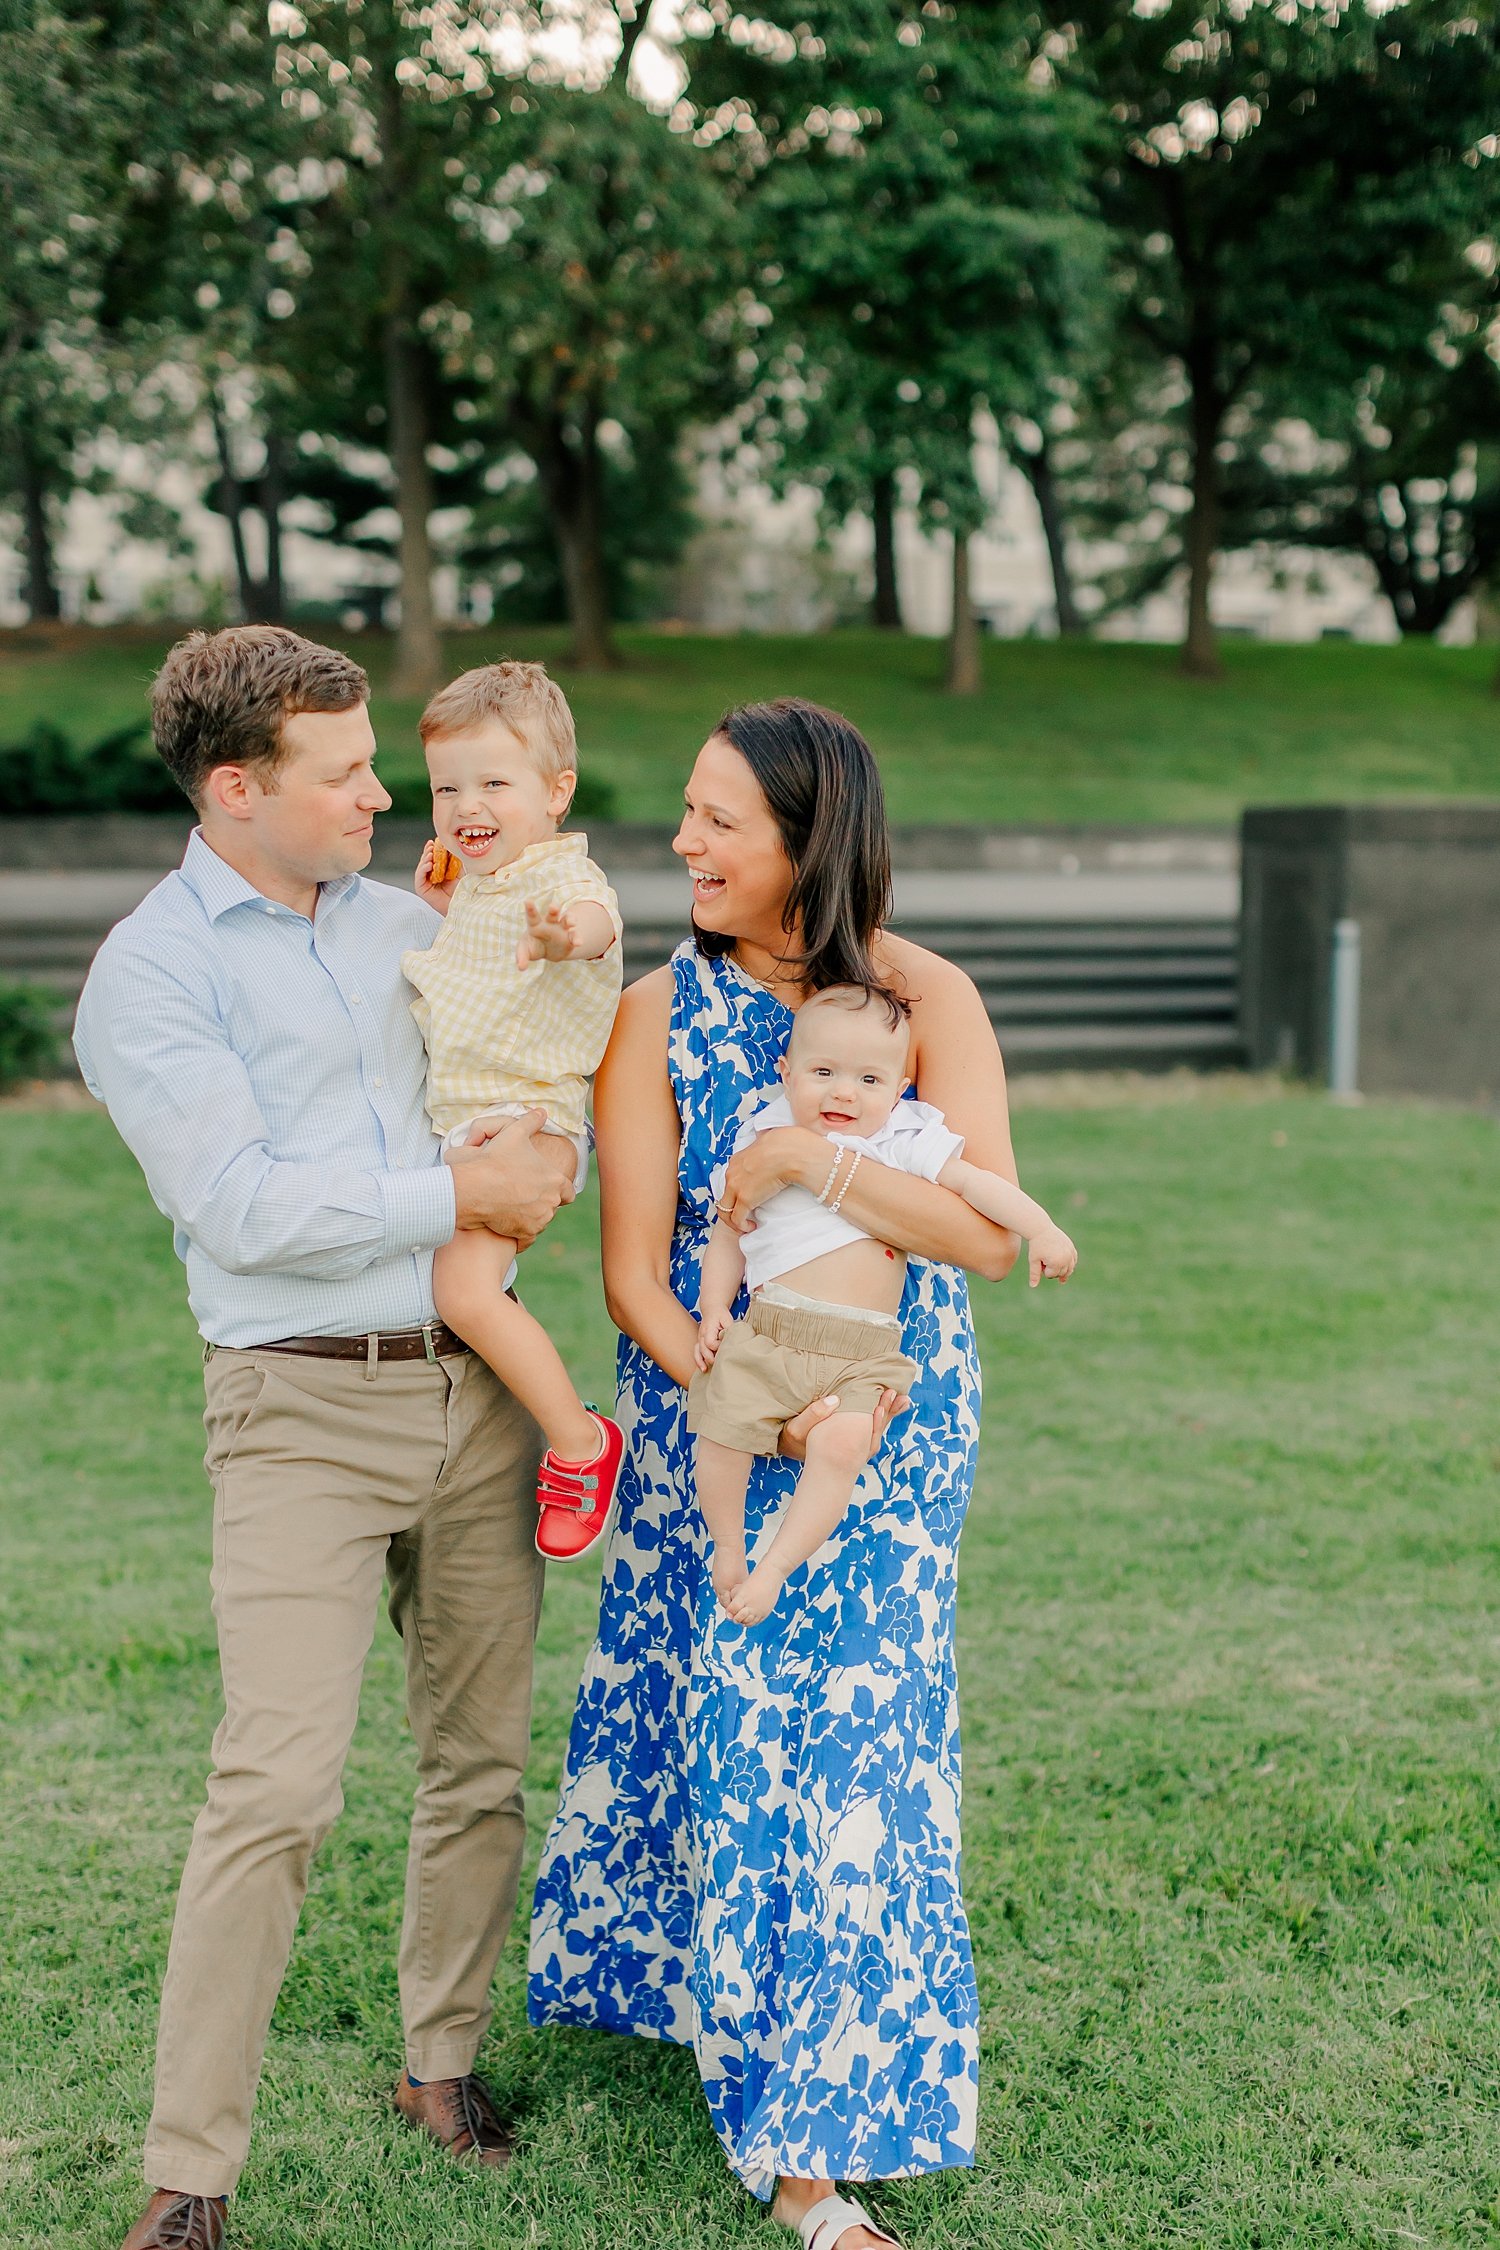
[
  {"left": 20, "top": 447, "right": 62, "bottom": 623},
  {"left": 1020, "top": 437, "right": 1084, "bottom": 637},
  {"left": 1181, "top": 354, "right": 1224, "bottom": 680},
  {"left": 534, "top": 405, "right": 619, "bottom": 671},
  {"left": 210, "top": 400, "right": 258, "bottom": 623},
  {"left": 383, "top": 318, "right": 442, "bottom": 698},
  {"left": 259, "top": 424, "right": 286, "bottom": 625},
  {"left": 871, "top": 469, "right": 902, "bottom": 630},
  {"left": 944, "top": 532, "right": 981, "bottom": 695}
]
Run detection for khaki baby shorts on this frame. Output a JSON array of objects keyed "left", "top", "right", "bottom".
[{"left": 688, "top": 1284, "right": 917, "bottom": 1457}]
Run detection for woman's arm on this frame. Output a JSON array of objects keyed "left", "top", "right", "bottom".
[
  {"left": 717, "top": 943, "right": 1022, "bottom": 1282},
  {"left": 595, "top": 968, "right": 701, "bottom": 1388}
]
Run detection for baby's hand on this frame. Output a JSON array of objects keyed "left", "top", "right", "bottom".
[
  {"left": 1028, "top": 1224, "right": 1078, "bottom": 1288},
  {"left": 517, "top": 899, "right": 582, "bottom": 968},
  {"left": 695, "top": 1306, "right": 732, "bottom": 1372},
  {"left": 416, "top": 839, "right": 461, "bottom": 913}
]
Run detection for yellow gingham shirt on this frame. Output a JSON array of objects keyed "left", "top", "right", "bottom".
[{"left": 401, "top": 834, "right": 623, "bottom": 1137}]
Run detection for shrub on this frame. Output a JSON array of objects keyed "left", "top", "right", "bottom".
[
  {"left": 0, "top": 721, "right": 186, "bottom": 817},
  {"left": 0, "top": 982, "right": 62, "bottom": 1092}
]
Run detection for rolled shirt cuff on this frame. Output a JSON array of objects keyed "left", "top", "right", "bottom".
[{"left": 378, "top": 1163, "right": 457, "bottom": 1259}]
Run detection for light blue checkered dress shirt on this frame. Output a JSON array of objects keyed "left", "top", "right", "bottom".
[{"left": 74, "top": 830, "right": 456, "bottom": 1348}]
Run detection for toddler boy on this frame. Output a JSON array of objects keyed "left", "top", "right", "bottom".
[{"left": 403, "top": 660, "right": 624, "bottom": 1559}]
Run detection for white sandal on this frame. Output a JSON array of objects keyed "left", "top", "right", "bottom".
[{"left": 782, "top": 2193, "right": 904, "bottom": 2250}]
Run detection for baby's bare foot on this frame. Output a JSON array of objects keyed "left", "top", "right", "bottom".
[
  {"left": 711, "top": 1547, "right": 748, "bottom": 1612},
  {"left": 726, "top": 1566, "right": 782, "bottom": 1625}
]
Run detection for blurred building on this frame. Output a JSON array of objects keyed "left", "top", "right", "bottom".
[{"left": 0, "top": 417, "right": 1468, "bottom": 647}]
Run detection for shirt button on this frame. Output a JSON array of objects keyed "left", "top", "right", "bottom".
[
  {"left": 263, "top": 903, "right": 276, "bottom": 916},
  {"left": 372, "top": 1076, "right": 384, "bottom": 1090},
  {"left": 350, "top": 993, "right": 363, "bottom": 1005}
]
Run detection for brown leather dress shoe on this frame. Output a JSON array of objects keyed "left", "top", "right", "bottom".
[
  {"left": 394, "top": 2069, "right": 515, "bottom": 2166},
  {"left": 120, "top": 2189, "right": 227, "bottom": 2250}
]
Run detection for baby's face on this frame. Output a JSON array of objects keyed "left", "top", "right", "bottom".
[
  {"left": 780, "top": 1004, "right": 910, "bottom": 1141},
  {"left": 425, "top": 720, "right": 574, "bottom": 873}
]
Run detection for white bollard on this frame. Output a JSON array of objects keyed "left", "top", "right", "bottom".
[{"left": 1328, "top": 918, "right": 1361, "bottom": 1100}]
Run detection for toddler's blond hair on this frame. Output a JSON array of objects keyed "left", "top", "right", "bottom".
[{"left": 419, "top": 659, "right": 577, "bottom": 781}]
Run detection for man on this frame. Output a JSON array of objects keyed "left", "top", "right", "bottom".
[{"left": 74, "top": 627, "right": 572, "bottom": 2250}]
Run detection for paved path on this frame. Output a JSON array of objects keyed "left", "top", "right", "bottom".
[{"left": 0, "top": 864, "right": 1240, "bottom": 934}]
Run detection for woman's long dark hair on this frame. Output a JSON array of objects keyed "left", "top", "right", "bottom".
[{"left": 695, "top": 697, "right": 903, "bottom": 1016}]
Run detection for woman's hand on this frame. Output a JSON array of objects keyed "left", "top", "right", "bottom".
[
  {"left": 778, "top": 1385, "right": 911, "bottom": 1462},
  {"left": 717, "top": 1126, "right": 828, "bottom": 1233}
]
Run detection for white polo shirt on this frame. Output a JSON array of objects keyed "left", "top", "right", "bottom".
[{"left": 714, "top": 1092, "right": 965, "bottom": 1293}]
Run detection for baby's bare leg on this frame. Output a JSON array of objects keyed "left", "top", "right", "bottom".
[
  {"left": 727, "top": 1410, "right": 874, "bottom": 1626},
  {"left": 433, "top": 1160, "right": 597, "bottom": 1461},
  {"left": 695, "top": 1438, "right": 755, "bottom": 1612}
]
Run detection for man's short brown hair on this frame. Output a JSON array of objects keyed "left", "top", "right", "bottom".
[
  {"left": 151, "top": 626, "right": 370, "bottom": 808},
  {"left": 419, "top": 659, "right": 577, "bottom": 782}
]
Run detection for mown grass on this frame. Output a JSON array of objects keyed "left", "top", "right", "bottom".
[
  {"left": 1, "top": 625, "right": 1497, "bottom": 826},
  {"left": 2, "top": 1090, "right": 1499, "bottom": 2248}
]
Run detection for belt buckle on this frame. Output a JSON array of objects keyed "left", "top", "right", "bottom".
[{"left": 422, "top": 1321, "right": 438, "bottom": 1364}]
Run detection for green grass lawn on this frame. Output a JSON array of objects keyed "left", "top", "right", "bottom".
[
  {"left": 2, "top": 1091, "right": 1499, "bottom": 2248},
  {"left": 2, "top": 626, "right": 1497, "bottom": 826}
]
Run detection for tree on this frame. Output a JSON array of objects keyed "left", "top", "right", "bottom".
[
  {"left": 1043, "top": 0, "right": 1500, "bottom": 677},
  {"left": 0, "top": 4, "right": 138, "bottom": 619},
  {"left": 436, "top": 45, "right": 748, "bottom": 668},
  {"left": 682, "top": 0, "right": 1101, "bottom": 681},
  {"left": 1224, "top": 310, "right": 1500, "bottom": 641}
]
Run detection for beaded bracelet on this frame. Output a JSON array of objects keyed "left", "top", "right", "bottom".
[
  {"left": 828, "top": 1149, "right": 862, "bottom": 1215},
  {"left": 814, "top": 1148, "right": 845, "bottom": 1206}
]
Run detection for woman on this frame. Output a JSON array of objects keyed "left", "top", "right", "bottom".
[{"left": 529, "top": 701, "right": 1020, "bottom": 2249}]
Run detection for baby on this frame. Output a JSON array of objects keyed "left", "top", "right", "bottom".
[
  {"left": 689, "top": 985, "right": 1078, "bottom": 1623},
  {"left": 402, "top": 660, "right": 625, "bottom": 1561}
]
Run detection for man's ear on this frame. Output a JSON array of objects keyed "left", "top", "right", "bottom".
[
  {"left": 201, "top": 764, "right": 257, "bottom": 824},
  {"left": 549, "top": 770, "right": 578, "bottom": 822}
]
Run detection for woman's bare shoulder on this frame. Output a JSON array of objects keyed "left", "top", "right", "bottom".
[
  {"left": 615, "top": 962, "right": 676, "bottom": 1031},
  {"left": 877, "top": 932, "right": 986, "bottom": 1019}
]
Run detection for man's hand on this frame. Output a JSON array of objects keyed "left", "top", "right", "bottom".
[
  {"left": 1028, "top": 1223, "right": 1078, "bottom": 1288},
  {"left": 416, "top": 839, "right": 460, "bottom": 914},
  {"left": 516, "top": 897, "right": 616, "bottom": 969},
  {"left": 718, "top": 1126, "right": 828, "bottom": 1234},
  {"left": 446, "top": 1109, "right": 573, "bottom": 1250},
  {"left": 694, "top": 1305, "right": 732, "bottom": 1373},
  {"left": 778, "top": 1384, "right": 911, "bottom": 1462}
]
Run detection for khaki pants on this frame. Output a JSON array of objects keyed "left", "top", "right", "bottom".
[{"left": 144, "top": 1345, "right": 544, "bottom": 2198}]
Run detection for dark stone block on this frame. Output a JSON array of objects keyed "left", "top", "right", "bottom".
[{"left": 1240, "top": 803, "right": 1500, "bottom": 1101}]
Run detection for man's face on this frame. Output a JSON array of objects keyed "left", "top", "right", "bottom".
[{"left": 216, "top": 703, "right": 390, "bottom": 884}]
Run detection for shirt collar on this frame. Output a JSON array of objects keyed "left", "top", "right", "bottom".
[
  {"left": 178, "top": 828, "right": 360, "bottom": 924},
  {"left": 464, "top": 833, "right": 587, "bottom": 890}
]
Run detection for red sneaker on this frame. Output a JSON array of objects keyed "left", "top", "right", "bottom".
[{"left": 535, "top": 1410, "right": 624, "bottom": 1561}]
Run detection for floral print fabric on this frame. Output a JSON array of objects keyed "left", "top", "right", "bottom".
[{"left": 528, "top": 942, "right": 982, "bottom": 2198}]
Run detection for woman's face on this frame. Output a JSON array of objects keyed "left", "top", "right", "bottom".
[{"left": 673, "top": 733, "right": 793, "bottom": 944}]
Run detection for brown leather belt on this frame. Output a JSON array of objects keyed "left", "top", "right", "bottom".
[{"left": 256, "top": 1322, "right": 471, "bottom": 1363}]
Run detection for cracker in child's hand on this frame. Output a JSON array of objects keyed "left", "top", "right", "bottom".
[{"left": 430, "top": 843, "right": 463, "bottom": 885}]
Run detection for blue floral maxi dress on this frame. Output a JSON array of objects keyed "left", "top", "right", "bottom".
[{"left": 528, "top": 945, "right": 982, "bottom": 2198}]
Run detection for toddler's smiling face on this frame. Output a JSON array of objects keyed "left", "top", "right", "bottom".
[{"left": 426, "top": 720, "right": 575, "bottom": 873}]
